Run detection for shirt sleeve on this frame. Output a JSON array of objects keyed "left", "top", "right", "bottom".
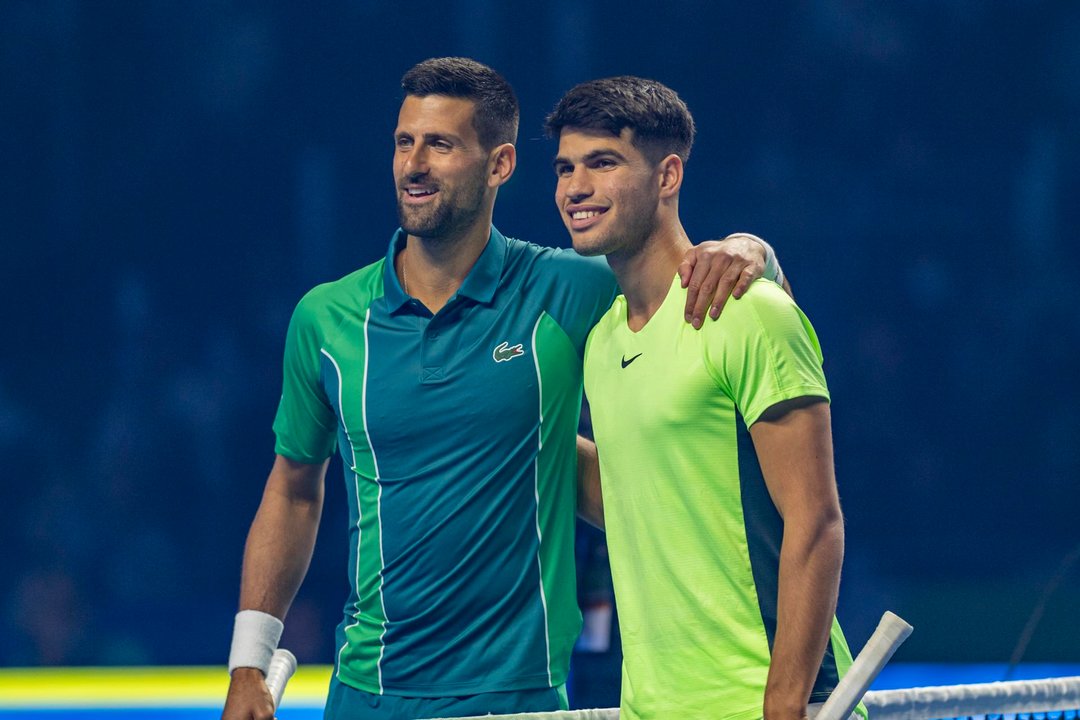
[
  {"left": 271, "top": 292, "right": 338, "bottom": 463},
  {"left": 703, "top": 279, "right": 830, "bottom": 426}
]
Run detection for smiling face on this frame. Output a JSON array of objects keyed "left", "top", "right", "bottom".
[
  {"left": 394, "top": 94, "right": 492, "bottom": 241},
  {"left": 553, "top": 127, "right": 662, "bottom": 260}
]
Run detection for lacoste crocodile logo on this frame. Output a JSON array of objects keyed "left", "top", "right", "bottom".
[{"left": 493, "top": 341, "right": 526, "bottom": 363}]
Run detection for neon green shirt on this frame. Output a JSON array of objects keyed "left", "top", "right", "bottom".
[{"left": 584, "top": 277, "right": 856, "bottom": 720}]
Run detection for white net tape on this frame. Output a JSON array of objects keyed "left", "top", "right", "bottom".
[
  {"left": 864, "top": 676, "right": 1080, "bottom": 720},
  {"left": 427, "top": 676, "right": 1080, "bottom": 720}
]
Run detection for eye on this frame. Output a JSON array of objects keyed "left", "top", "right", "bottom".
[
  {"left": 554, "top": 162, "right": 573, "bottom": 177},
  {"left": 592, "top": 158, "right": 616, "bottom": 169},
  {"left": 432, "top": 139, "right": 453, "bottom": 151},
  {"left": 396, "top": 136, "right": 413, "bottom": 149}
]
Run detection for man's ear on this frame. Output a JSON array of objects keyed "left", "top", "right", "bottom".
[
  {"left": 657, "top": 153, "right": 683, "bottom": 199},
  {"left": 489, "top": 143, "right": 517, "bottom": 187}
]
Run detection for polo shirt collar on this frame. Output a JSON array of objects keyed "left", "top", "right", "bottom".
[{"left": 383, "top": 226, "right": 507, "bottom": 312}]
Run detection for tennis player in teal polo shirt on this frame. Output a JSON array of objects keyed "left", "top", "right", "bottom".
[
  {"left": 273, "top": 226, "right": 617, "bottom": 717},
  {"left": 223, "top": 58, "right": 781, "bottom": 720}
]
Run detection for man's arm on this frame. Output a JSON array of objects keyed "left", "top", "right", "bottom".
[
  {"left": 679, "top": 233, "right": 790, "bottom": 328},
  {"left": 222, "top": 454, "right": 329, "bottom": 720},
  {"left": 748, "top": 397, "right": 843, "bottom": 720},
  {"left": 576, "top": 435, "right": 604, "bottom": 529}
]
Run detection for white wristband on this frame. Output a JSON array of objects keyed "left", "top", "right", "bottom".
[
  {"left": 229, "top": 609, "right": 284, "bottom": 676},
  {"left": 735, "top": 232, "right": 785, "bottom": 287}
]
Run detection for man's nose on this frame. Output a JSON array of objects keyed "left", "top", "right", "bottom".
[
  {"left": 564, "top": 168, "right": 592, "bottom": 203},
  {"left": 401, "top": 144, "right": 429, "bottom": 177}
]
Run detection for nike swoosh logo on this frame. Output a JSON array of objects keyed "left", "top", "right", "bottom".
[{"left": 621, "top": 353, "right": 643, "bottom": 368}]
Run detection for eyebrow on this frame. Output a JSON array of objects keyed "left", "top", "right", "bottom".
[
  {"left": 395, "top": 130, "right": 466, "bottom": 146},
  {"left": 424, "top": 132, "right": 463, "bottom": 145},
  {"left": 551, "top": 148, "right": 628, "bottom": 170}
]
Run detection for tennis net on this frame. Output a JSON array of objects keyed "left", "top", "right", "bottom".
[{"left": 427, "top": 675, "right": 1080, "bottom": 720}]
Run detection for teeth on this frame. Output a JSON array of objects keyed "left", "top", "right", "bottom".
[
  {"left": 407, "top": 188, "right": 435, "bottom": 196},
  {"left": 572, "top": 210, "right": 601, "bottom": 220}
]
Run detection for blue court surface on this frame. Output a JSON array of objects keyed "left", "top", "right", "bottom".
[{"left": 1, "top": 664, "right": 1079, "bottom": 719}]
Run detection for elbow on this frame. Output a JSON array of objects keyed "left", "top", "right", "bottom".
[
  {"left": 787, "top": 505, "right": 845, "bottom": 563},
  {"left": 817, "top": 509, "right": 845, "bottom": 565},
  {"left": 816, "top": 503, "right": 845, "bottom": 544},
  {"left": 823, "top": 505, "right": 844, "bottom": 537}
]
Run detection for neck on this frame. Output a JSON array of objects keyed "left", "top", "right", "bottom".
[
  {"left": 607, "top": 221, "right": 691, "bottom": 331},
  {"left": 399, "top": 216, "right": 492, "bottom": 314}
]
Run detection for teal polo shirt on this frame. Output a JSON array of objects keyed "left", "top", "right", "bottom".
[{"left": 272, "top": 226, "right": 618, "bottom": 697}]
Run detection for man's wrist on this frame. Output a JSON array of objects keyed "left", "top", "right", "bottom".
[
  {"left": 763, "top": 696, "right": 808, "bottom": 720},
  {"left": 228, "top": 609, "right": 284, "bottom": 676},
  {"left": 730, "top": 232, "right": 784, "bottom": 287}
]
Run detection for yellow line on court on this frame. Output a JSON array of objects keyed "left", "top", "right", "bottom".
[{"left": 0, "top": 665, "right": 333, "bottom": 707}]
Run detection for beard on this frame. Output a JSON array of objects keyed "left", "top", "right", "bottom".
[
  {"left": 397, "top": 171, "right": 487, "bottom": 241},
  {"left": 572, "top": 200, "right": 658, "bottom": 260}
]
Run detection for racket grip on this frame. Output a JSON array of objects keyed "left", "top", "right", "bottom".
[
  {"left": 265, "top": 648, "right": 298, "bottom": 710},
  {"left": 814, "top": 611, "right": 913, "bottom": 720}
]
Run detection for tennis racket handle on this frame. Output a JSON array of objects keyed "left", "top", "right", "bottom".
[
  {"left": 815, "top": 611, "right": 913, "bottom": 720},
  {"left": 265, "top": 648, "right": 297, "bottom": 709}
]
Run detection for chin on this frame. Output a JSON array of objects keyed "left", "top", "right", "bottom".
[
  {"left": 571, "top": 234, "right": 613, "bottom": 258},
  {"left": 572, "top": 243, "right": 605, "bottom": 258},
  {"left": 398, "top": 210, "right": 443, "bottom": 238}
]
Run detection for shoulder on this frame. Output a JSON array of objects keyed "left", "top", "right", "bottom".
[
  {"left": 710, "top": 279, "right": 807, "bottom": 334},
  {"left": 504, "top": 236, "right": 615, "bottom": 285},
  {"left": 294, "top": 260, "right": 386, "bottom": 317},
  {"left": 498, "top": 235, "right": 618, "bottom": 346},
  {"left": 287, "top": 260, "right": 387, "bottom": 348},
  {"left": 703, "top": 279, "right": 824, "bottom": 369}
]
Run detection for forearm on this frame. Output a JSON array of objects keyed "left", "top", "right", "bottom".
[
  {"left": 224, "top": 456, "right": 326, "bottom": 719},
  {"left": 764, "top": 512, "right": 845, "bottom": 720},
  {"left": 576, "top": 435, "right": 604, "bottom": 529},
  {"left": 238, "top": 456, "right": 326, "bottom": 618}
]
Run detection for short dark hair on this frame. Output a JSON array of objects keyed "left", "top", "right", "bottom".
[
  {"left": 401, "top": 57, "right": 519, "bottom": 150},
  {"left": 544, "top": 76, "right": 696, "bottom": 163}
]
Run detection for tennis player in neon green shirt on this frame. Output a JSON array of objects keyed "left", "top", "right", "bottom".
[{"left": 545, "top": 78, "right": 861, "bottom": 720}]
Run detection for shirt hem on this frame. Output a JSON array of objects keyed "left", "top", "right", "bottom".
[
  {"left": 273, "top": 441, "right": 333, "bottom": 465},
  {"left": 336, "top": 668, "right": 564, "bottom": 698},
  {"left": 742, "top": 385, "right": 830, "bottom": 426}
]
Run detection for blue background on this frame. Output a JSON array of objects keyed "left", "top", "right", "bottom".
[{"left": 1, "top": 0, "right": 1078, "bottom": 685}]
